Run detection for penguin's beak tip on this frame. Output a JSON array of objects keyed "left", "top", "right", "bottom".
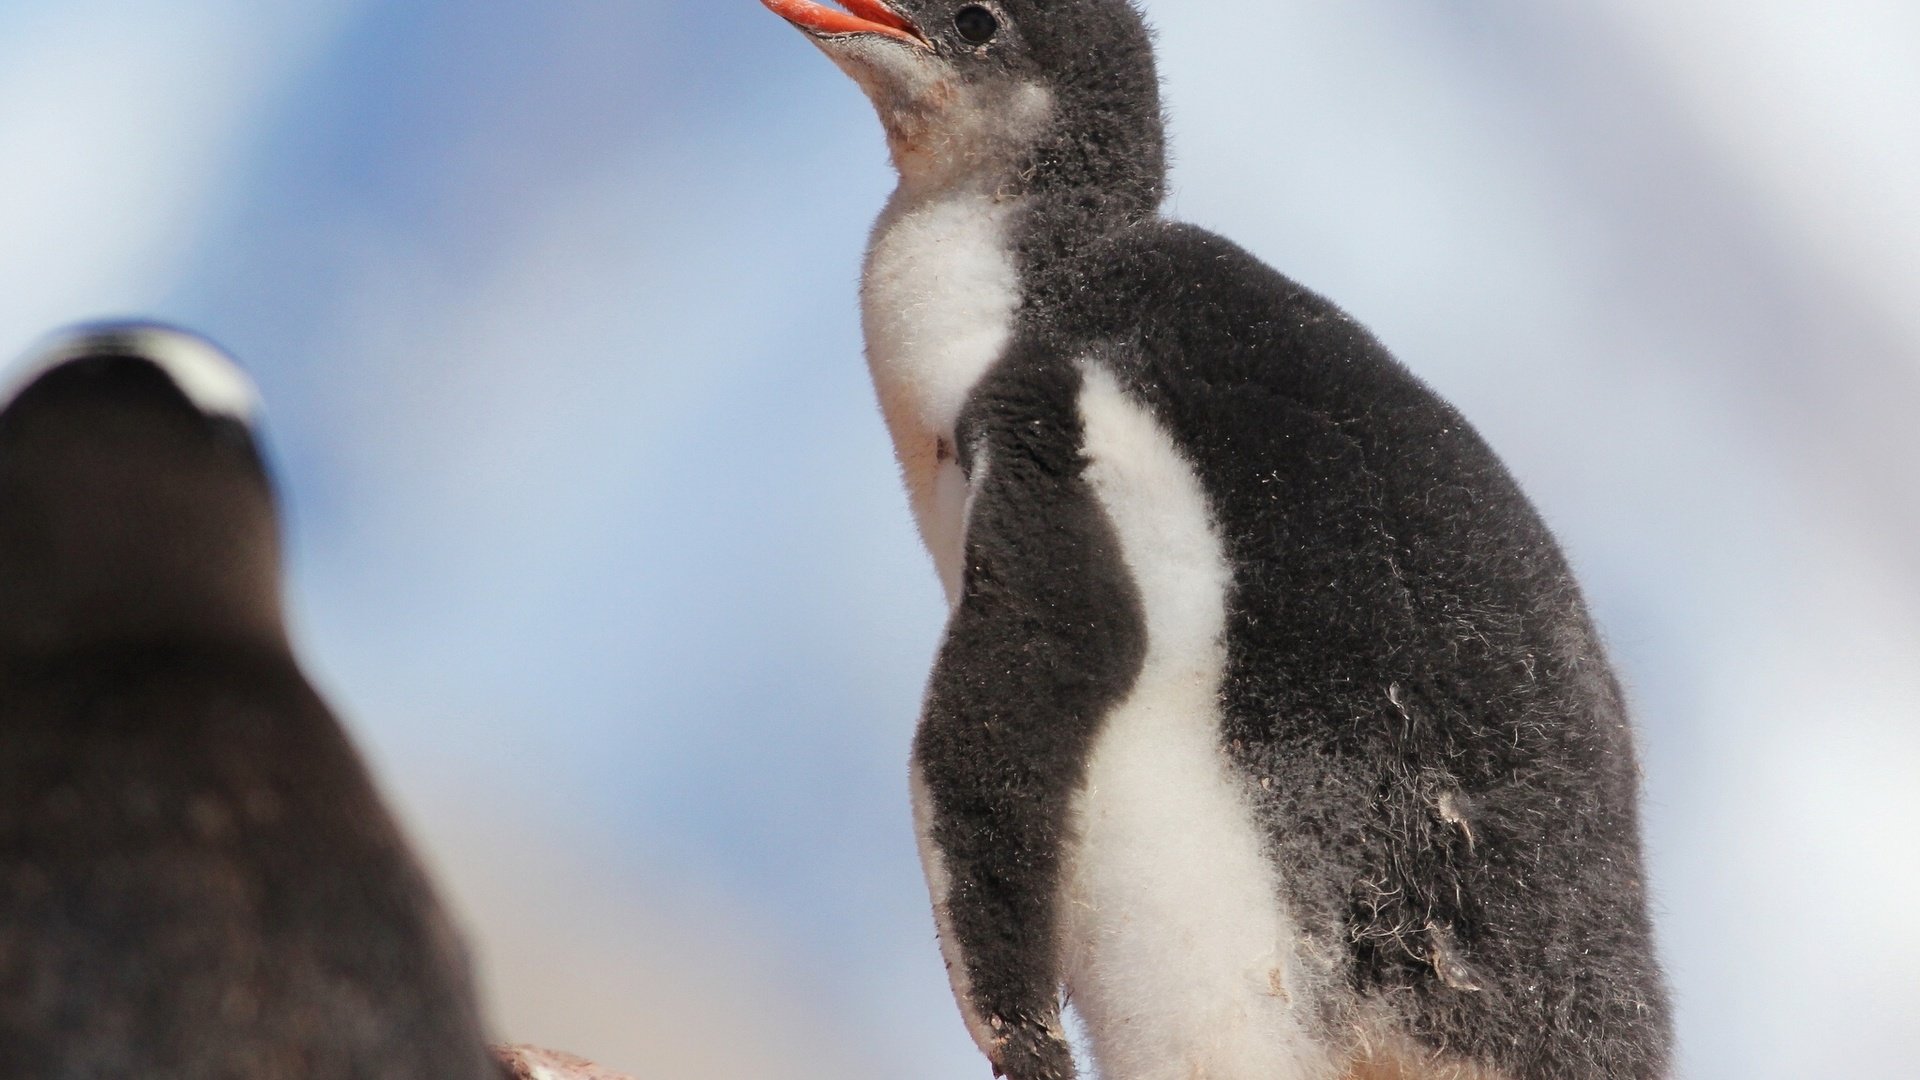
[{"left": 761, "top": 0, "right": 931, "bottom": 50}]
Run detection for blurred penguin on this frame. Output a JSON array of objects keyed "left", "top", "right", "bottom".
[{"left": 0, "top": 324, "right": 502, "bottom": 1079}]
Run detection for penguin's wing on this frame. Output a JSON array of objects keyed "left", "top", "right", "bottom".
[{"left": 909, "top": 358, "right": 1147, "bottom": 1080}]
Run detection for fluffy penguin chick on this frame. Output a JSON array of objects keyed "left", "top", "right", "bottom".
[
  {"left": 761, "top": 3, "right": 1673, "bottom": 1079},
  {"left": 0, "top": 324, "right": 500, "bottom": 1079}
]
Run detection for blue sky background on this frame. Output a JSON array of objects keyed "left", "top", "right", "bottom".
[{"left": 3, "top": 2, "right": 1918, "bottom": 1076}]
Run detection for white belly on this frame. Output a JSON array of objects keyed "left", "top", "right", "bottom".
[
  {"left": 1063, "top": 364, "right": 1332, "bottom": 1080},
  {"left": 861, "top": 187, "right": 1022, "bottom": 604}
]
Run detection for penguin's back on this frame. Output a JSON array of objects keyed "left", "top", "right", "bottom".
[
  {"left": 1021, "top": 221, "right": 1670, "bottom": 1076},
  {"left": 0, "top": 631, "right": 497, "bottom": 1079}
]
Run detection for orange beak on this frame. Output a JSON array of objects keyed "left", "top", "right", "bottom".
[{"left": 762, "top": 0, "right": 930, "bottom": 48}]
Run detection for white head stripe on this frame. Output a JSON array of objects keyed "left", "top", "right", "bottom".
[{"left": 2, "top": 322, "right": 259, "bottom": 422}]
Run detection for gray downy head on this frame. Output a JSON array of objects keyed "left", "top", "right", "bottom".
[
  {"left": 0, "top": 322, "right": 284, "bottom": 654},
  {"left": 765, "top": 0, "right": 1167, "bottom": 217}
]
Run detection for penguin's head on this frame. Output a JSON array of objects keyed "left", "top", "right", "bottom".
[
  {"left": 0, "top": 323, "right": 284, "bottom": 654},
  {"left": 765, "top": 0, "right": 1164, "bottom": 210}
]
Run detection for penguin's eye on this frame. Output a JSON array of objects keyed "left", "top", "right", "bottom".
[{"left": 954, "top": 4, "right": 998, "bottom": 44}]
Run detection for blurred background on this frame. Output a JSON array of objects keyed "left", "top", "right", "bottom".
[{"left": 3, "top": 0, "right": 1917, "bottom": 1075}]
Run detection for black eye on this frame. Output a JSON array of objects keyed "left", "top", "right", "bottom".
[{"left": 954, "top": 4, "right": 998, "bottom": 44}]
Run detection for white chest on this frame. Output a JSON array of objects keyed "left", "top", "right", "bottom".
[
  {"left": 1059, "top": 364, "right": 1332, "bottom": 1080},
  {"left": 861, "top": 190, "right": 1023, "bottom": 604}
]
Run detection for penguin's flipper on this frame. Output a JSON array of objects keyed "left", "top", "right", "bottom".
[{"left": 909, "top": 369, "right": 1147, "bottom": 1080}]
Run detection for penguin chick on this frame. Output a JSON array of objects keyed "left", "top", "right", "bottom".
[
  {"left": 761, "top": 4, "right": 1672, "bottom": 1079},
  {"left": 0, "top": 324, "right": 501, "bottom": 1079}
]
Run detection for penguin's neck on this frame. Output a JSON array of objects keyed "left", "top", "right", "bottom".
[
  {"left": 0, "top": 477, "right": 285, "bottom": 657},
  {"left": 861, "top": 177, "right": 1029, "bottom": 604}
]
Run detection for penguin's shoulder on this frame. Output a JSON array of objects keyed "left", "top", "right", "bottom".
[
  {"left": 1070, "top": 221, "right": 1430, "bottom": 408},
  {"left": 1055, "top": 221, "right": 1530, "bottom": 508},
  {"left": 995, "top": 217, "right": 1541, "bottom": 555}
]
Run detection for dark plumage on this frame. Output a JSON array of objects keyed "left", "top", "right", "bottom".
[
  {"left": 917, "top": 356, "right": 1147, "bottom": 1080},
  {"left": 766, "top": 1, "right": 1672, "bottom": 1077},
  {"left": 1050, "top": 225, "right": 1669, "bottom": 1079},
  {"left": 0, "top": 327, "right": 500, "bottom": 1079}
]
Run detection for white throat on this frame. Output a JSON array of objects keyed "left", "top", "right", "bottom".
[{"left": 861, "top": 183, "right": 1025, "bottom": 603}]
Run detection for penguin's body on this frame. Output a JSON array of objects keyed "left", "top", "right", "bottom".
[
  {"left": 766, "top": 2, "right": 1671, "bottom": 1079},
  {"left": 0, "top": 326, "right": 499, "bottom": 1079}
]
